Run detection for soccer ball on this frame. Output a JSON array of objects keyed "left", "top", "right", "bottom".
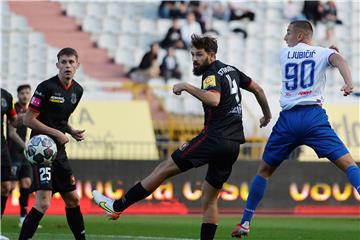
[{"left": 24, "top": 135, "right": 57, "bottom": 165}]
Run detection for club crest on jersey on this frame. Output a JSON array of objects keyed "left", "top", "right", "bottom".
[
  {"left": 71, "top": 93, "right": 77, "bottom": 104},
  {"left": 203, "top": 75, "right": 216, "bottom": 89},
  {"left": 49, "top": 96, "right": 65, "bottom": 103}
]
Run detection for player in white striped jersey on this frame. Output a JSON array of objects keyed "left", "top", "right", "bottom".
[{"left": 232, "top": 20, "right": 359, "bottom": 238}]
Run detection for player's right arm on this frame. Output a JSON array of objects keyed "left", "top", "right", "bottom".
[
  {"left": 23, "top": 110, "right": 69, "bottom": 145},
  {"left": 25, "top": 82, "right": 69, "bottom": 144},
  {"left": 7, "top": 124, "right": 26, "bottom": 149},
  {"left": 329, "top": 53, "right": 353, "bottom": 96},
  {"left": 244, "top": 80, "right": 272, "bottom": 128}
]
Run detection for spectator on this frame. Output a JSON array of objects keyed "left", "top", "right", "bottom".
[
  {"left": 302, "top": 1, "right": 323, "bottom": 25},
  {"left": 228, "top": 2, "right": 255, "bottom": 22},
  {"left": 283, "top": 0, "right": 307, "bottom": 21},
  {"left": 160, "top": 18, "right": 186, "bottom": 49},
  {"left": 129, "top": 43, "right": 160, "bottom": 83},
  {"left": 181, "top": 12, "right": 202, "bottom": 48},
  {"left": 322, "top": 1, "right": 342, "bottom": 42},
  {"left": 158, "top": 1, "right": 187, "bottom": 19},
  {"left": 160, "top": 47, "right": 182, "bottom": 82},
  {"left": 211, "top": 1, "right": 231, "bottom": 21}
]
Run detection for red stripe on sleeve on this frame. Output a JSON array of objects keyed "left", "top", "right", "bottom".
[{"left": 9, "top": 108, "right": 17, "bottom": 117}]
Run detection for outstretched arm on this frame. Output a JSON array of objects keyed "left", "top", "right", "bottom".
[
  {"left": 245, "top": 81, "right": 272, "bottom": 128},
  {"left": 329, "top": 53, "right": 353, "bottom": 96},
  {"left": 173, "top": 82, "right": 220, "bottom": 107}
]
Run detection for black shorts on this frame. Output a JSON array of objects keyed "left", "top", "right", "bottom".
[
  {"left": 11, "top": 152, "right": 33, "bottom": 180},
  {"left": 171, "top": 133, "right": 240, "bottom": 189},
  {"left": 1, "top": 145, "right": 16, "bottom": 181},
  {"left": 32, "top": 155, "right": 76, "bottom": 193}
]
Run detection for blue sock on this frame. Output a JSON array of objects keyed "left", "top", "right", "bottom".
[
  {"left": 346, "top": 165, "right": 360, "bottom": 194},
  {"left": 240, "top": 175, "right": 267, "bottom": 224}
]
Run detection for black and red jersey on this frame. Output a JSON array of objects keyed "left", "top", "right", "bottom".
[
  {"left": 200, "top": 60, "right": 252, "bottom": 143},
  {"left": 29, "top": 75, "right": 83, "bottom": 142},
  {"left": 1, "top": 88, "right": 17, "bottom": 147}
]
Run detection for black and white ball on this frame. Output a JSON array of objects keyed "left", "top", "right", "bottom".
[{"left": 24, "top": 135, "right": 57, "bottom": 165}]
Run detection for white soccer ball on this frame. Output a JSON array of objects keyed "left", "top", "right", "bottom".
[{"left": 24, "top": 135, "right": 57, "bottom": 165}]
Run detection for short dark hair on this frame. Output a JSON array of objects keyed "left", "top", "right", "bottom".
[
  {"left": 17, "top": 84, "right": 31, "bottom": 93},
  {"left": 57, "top": 47, "right": 79, "bottom": 60},
  {"left": 290, "top": 20, "right": 313, "bottom": 37},
  {"left": 190, "top": 34, "right": 218, "bottom": 54}
]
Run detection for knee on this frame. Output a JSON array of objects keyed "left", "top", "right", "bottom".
[
  {"left": 65, "top": 195, "right": 80, "bottom": 208},
  {"left": 20, "top": 178, "right": 32, "bottom": 189},
  {"left": 35, "top": 199, "right": 51, "bottom": 213},
  {"left": 1, "top": 182, "right": 13, "bottom": 196},
  {"left": 257, "top": 163, "right": 276, "bottom": 179},
  {"left": 201, "top": 195, "right": 218, "bottom": 210},
  {"left": 155, "top": 160, "right": 178, "bottom": 180}
]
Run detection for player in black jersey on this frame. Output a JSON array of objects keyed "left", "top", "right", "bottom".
[
  {"left": 93, "top": 35, "right": 272, "bottom": 240},
  {"left": 6, "top": 84, "right": 33, "bottom": 227},
  {"left": 1, "top": 88, "right": 24, "bottom": 240},
  {"left": 19, "top": 48, "right": 86, "bottom": 240}
]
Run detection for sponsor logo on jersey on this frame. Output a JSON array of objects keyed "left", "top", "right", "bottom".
[
  {"left": 49, "top": 96, "right": 65, "bottom": 103},
  {"left": 30, "top": 97, "right": 42, "bottom": 107},
  {"left": 203, "top": 75, "right": 216, "bottom": 89},
  {"left": 71, "top": 93, "right": 77, "bottom": 104}
]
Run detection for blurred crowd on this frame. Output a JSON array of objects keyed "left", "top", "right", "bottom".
[{"left": 128, "top": 0, "right": 343, "bottom": 84}]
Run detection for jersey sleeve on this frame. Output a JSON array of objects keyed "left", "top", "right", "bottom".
[
  {"left": 6, "top": 94, "right": 17, "bottom": 119},
  {"left": 324, "top": 48, "right": 337, "bottom": 67},
  {"left": 29, "top": 82, "right": 49, "bottom": 113},
  {"left": 201, "top": 72, "right": 221, "bottom": 93},
  {"left": 236, "top": 69, "right": 252, "bottom": 89}
]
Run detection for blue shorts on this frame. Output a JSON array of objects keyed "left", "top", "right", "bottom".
[{"left": 263, "top": 105, "right": 349, "bottom": 167}]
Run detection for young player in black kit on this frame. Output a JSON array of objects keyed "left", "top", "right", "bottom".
[
  {"left": 93, "top": 35, "right": 272, "bottom": 240},
  {"left": 19, "top": 48, "right": 86, "bottom": 240},
  {"left": 1, "top": 88, "right": 24, "bottom": 240},
  {"left": 6, "top": 84, "right": 33, "bottom": 227}
]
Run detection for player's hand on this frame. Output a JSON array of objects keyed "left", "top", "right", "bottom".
[
  {"left": 71, "top": 129, "right": 85, "bottom": 141},
  {"left": 341, "top": 84, "right": 353, "bottom": 96},
  {"left": 259, "top": 116, "right": 271, "bottom": 128},
  {"left": 329, "top": 45, "right": 340, "bottom": 53},
  {"left": 55, "top": 131, "right": 69, "bottom": 145},
  {"left": 173, "top": 83, "right": 187, "bottom": 95}
]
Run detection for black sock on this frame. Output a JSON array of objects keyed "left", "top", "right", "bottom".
[
  {"left": 113, "top": 182, "right": 151, "bottom": 212},
  {"left": 18, "top": 207, "right": 44, "bottom": 239},
  {"left": 1, "top": 196, "right": 8, "bottom": 217},
  {"left": 65, "top": 206, "right": 86, "bottom": 240},
  {"left": 20, "top": 188, "right": 30, "bottom": 217},
  {"left": 200, "top": 223, "right": 218, "bottom": 240}
]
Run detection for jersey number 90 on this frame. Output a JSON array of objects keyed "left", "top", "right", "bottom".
[{"left": 285, "top": 60, "right": 315, "bottom": 91}]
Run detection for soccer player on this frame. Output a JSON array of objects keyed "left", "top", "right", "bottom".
[
  {"left": 19, "top": 48, "right": 86, "bottom": 240},
  {"left": 231, "top": 20, "right": 360, "bottom": 238},
  {"left": 1, "top": 88, "right": 23, "bottom": 240},
  {"left": 7, "top": 84, "right": 33, "bottom": 227},
  {"left": 93, "top": 34, "right": 272, "bottom": 240}
]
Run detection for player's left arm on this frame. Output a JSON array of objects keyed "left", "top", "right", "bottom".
[
  {"left": 7, "top": 124, "right": 26, "bottom": 149},
  {"left": 244, "top": 80, "right": 272, "bottom": 128},
  {"left": 329, "top": 53, "right": 353, "bottom": 96},
  {"left": 65, "top": 123, "right": 85, "bottom": 142},
  {"left": 173, "top": 82, "right": 220, "bottom": 107}
]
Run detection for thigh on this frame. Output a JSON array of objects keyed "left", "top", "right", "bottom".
[
  {"left": 32, "top": 163, "right": 53, "bottom": 191},
  {"left": 171, "top": 133, "right": 214, "bottom": 172},
  {"left": 1, "top": 147, "right": 16, "bottom": 182},
  {"left": 304, "top": 121, "right": 349, "bottom": 161},
  {"left": 52, "top": 158, "right": 76, "bottom": 193},
  {"left": 262, "top": 116, "right": 299, "bottom": 167},
  {"left": 19, "top": 160, "right": 33, "bottom": 180},
  {"left": 206, "top": 139, "right": 240, "bottom": 189}
]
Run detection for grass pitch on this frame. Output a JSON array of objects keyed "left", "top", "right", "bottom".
[{"left": 1, "top": 215, "right": 359, "bottom": 240}]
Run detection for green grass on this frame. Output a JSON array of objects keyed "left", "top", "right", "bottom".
[{"left": 1, "top": 215, "right": 360, "bottom": 240}]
